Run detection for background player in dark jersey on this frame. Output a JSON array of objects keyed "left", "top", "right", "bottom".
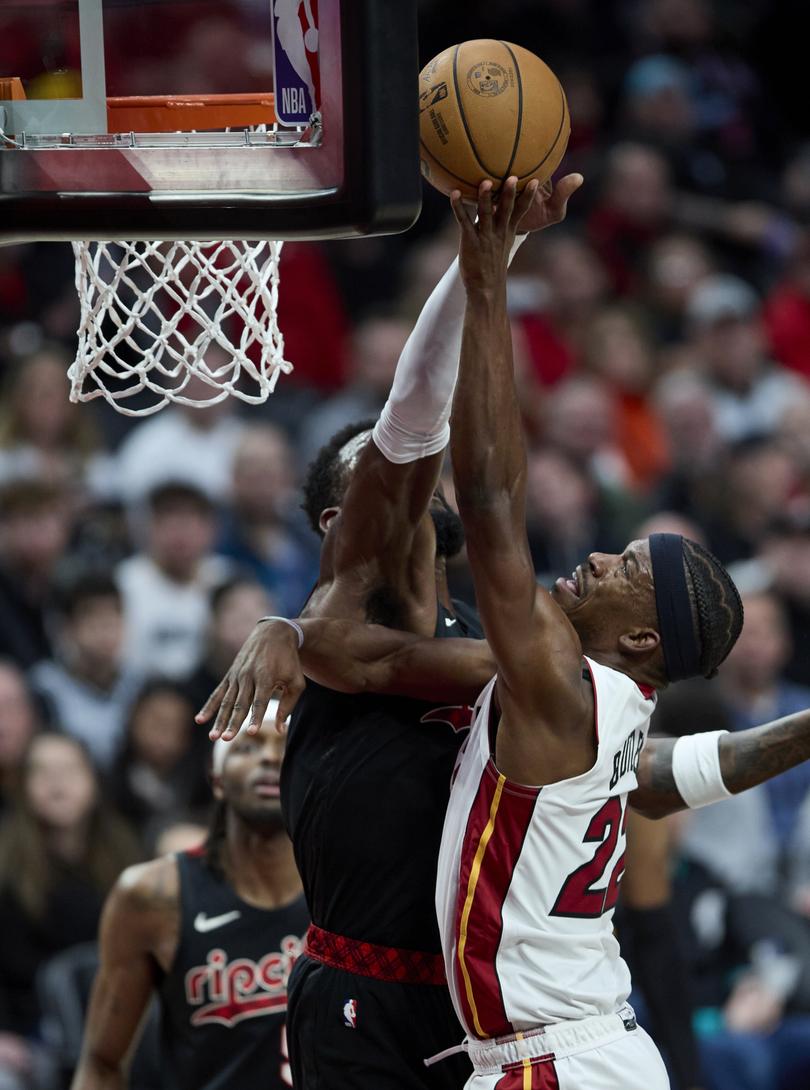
[
  {"left": 71, "top": 723, "right": 306, "bottom": 1090},
  {"left": 198, "top": 181, "right": 580, "bottom": 1090}
]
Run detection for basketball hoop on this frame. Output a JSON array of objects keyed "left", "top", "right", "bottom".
[
  {"left": 71, "top": 238, "right": 290, "bottom": 417},
  {"left": 65, "top": 94, "right": 293, "bottom": 417}
]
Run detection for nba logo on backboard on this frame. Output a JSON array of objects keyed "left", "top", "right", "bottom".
[{"left": 271, "top": 0, "right": 321, "bottom": 126}]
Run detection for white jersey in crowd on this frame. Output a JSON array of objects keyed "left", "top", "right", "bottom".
[{"left": 436, "top": 656, "right": 657, "bottom": 1041}]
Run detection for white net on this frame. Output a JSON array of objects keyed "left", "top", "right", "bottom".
[{"left": 70, "top": 239, "right": 291, "bottom": 416}]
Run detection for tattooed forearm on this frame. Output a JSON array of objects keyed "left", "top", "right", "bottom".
[
  {"left": 630, "top": 738, "right": 681, "bottom": 819},
  {"left": 718, "top": 711, "right": 810, "bottom": 793},
  {"left": 631, "top": 710, "right": 810, "bottom": 820}
]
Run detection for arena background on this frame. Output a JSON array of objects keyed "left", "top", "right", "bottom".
[{"left": 3, "top": 2, "right": 810, "bottom": 1088}]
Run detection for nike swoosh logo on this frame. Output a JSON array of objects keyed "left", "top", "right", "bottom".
[
  {"left": 194, "top": 910, "right": 241, "bottom": 933},
  {"left": 444, "top": 617, "right": 457, "bottom": 627}
]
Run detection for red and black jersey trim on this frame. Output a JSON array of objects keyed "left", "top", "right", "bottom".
[{"left": 303, "top": 924, "right": 447, "bottom": 986}]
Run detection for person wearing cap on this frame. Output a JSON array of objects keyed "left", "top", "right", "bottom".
[{"left": 688, "top": 273, "right": 806, "bottom": 442}]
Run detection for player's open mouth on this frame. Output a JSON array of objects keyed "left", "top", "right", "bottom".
[
  {"left": 252, "top": 777, "right": 280, "bottom": 798},
  {"left": 555, "top": 566, "right": 583, "bottom": 601}
]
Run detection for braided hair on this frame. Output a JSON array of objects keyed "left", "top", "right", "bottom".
[
  {"left": 203, "top": 798, "right": 228, "bottom": 880},
  {"left": 300, "top": 419, "right": 376, "bottom": 536},
  {"left": 681, "top": 538, "right": 744, "bottom": 679}
]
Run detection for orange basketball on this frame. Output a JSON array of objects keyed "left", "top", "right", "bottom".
[{"left": 418, "top": 40, "right": 570, "bottom": 200}]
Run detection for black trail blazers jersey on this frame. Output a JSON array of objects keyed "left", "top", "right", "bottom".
[
  {"left": 158, "top": 849, "right": 309, "bottom": 1090},
  {"left": 281, "top": 601, "right": 482, "bottom": 953}
]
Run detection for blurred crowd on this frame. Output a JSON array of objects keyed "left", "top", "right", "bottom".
[{"left": 3, "top": 1, "right": 810, "bottom": 1088}]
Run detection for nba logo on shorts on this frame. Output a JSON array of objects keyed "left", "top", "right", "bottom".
[
  {"left": 271, "top": 0, "right": 321, "bottom": 126},
  {"left": 343, "top": 998, "right": 358, "bottom": 1029}
]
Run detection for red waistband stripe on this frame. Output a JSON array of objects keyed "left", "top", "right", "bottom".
[{"left": 303, "top": 924, "right": 447, "bottom": 986}]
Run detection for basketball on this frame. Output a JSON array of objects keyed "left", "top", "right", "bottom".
[{"left": 418, "top": 40, "right": 570, "bottom": 200}]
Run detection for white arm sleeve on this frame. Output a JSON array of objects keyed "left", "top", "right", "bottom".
[
  {"left": 671, "top": 730, "right": 732, "bottom": 809},
  {"left": 372, "top": 233, "right": 527, "bottom": 464}
]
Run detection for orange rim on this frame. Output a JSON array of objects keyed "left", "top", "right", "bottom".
[{"left": 106, "top": 92, "right": 276, "bottom": 132}]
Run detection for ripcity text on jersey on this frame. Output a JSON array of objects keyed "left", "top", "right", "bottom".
[{"left": 158, "top": 849, "right": 308, "bottom": 1090}]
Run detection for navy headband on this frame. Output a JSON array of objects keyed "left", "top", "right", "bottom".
[{"left": 649, "top": 533, "right": 702, "bottom": 682}]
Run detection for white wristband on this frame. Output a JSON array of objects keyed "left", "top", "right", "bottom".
[
  {"left": 671, "top": 730, "right": 731, "bottom": 809},
  {"left": 258, "top": 616, "right": 304, "bottom": 648}
]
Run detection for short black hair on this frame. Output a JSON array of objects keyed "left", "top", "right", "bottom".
[
  {"left": 54, "top": 571, "right": 121, "bottom": 619},
  {"left": 147, "top": 481, "right": 215, "bottom": 517},
  {"left": 301, "top": 419, "right": 376, "bottom": 536},
  {"left": 682, "top": 538, "right": 744, "bottom": 679}
]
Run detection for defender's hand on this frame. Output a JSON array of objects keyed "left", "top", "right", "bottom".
[
  {"left": 519, "top": 172, "right": 583, "bottom": 234},
  {"left": 196, "top": 621, "right": 306, "bottom": 741}
]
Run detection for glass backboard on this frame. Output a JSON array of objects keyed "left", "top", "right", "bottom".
[{"left": 0, "top": 0, "right": 421, "bottom": 242}]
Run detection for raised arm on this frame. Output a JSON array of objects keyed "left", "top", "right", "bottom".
[
  {"left": 317, "top": 202, "right": 554, "bottom": 632},
  {"left": 71, "top": 859, "right": 177, "bottom": 1090},
  {"left": 320, "top": 255, "right": 468, "bottom": 626},
  {"left": 449, "top": 175, "right": 586, "bottom": 781},
  {"left": 201, "top": 617, "right": 496, "bottom": 739},
  {"left": 631, "top": 710, "right": 810, "bottom": 819}
]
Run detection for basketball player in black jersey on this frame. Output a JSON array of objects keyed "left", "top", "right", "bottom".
[
  {"left": 198, "top": 180, "right": 581, "bottom": 1090},
  {"left": 71, "top": 727, "right": 307, "bottom": 1090}
]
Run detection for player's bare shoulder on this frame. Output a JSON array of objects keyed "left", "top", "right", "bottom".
[{"left": 106, "top": 853, "right": 181, "bottom": 971}]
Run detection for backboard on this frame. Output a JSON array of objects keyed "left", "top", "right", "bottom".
[{"left": 0, "top": 0, "right": 421, "bottom": 242}]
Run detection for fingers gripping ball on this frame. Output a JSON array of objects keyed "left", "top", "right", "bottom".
[{"left": 419, "top": 40, "right": 570, "bottom": 200}]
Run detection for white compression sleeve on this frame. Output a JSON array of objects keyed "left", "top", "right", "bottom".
[
  {"left": 671, "top": 730, "right": 732, "bottom": 809},
  {"left": 372, "top": 233, "right": 527, "bottom": 464}
]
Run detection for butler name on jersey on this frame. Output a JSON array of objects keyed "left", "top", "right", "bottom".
[{"left": 436, "top": 657, "right": 657, "bottom": 1040}]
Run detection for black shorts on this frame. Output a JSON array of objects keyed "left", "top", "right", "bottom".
[{"left": 288, "top": 954, "right": 472, "bottom": 1090}]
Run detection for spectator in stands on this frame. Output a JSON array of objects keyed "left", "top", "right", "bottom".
[
  {"left": 297, "top": 313, "right": 410, "bottom": 467},
  {"left": 0, "top": 480, "right": 72, "bottom": 668},
  {"left": 525, "top": 446, "right": 613, "bottom": 585},
  {"left": 508, "top": 232, "right": 608, "bottom": 398},
  {"left": 0, "top": 733, "right": 138, "bottom": 1087},
  {"left": 760, "top": 518, "right": 810, "bottom": 690},
  {"left": 184, "top": 577, "right": 276, "bottom": 716},
  {"left": 218, "top": 426, "right": 318, "bottom": 614},
  {"left": 765, "top": 232, "right": 810, "bottom": 382},
  {"left": 644, "top": 232, "right": 716, "bottom": 345},
  {"left": 686, "top": 274, "right": 807, "bottom": 442},
  {"left": 108, "top": 681, "right": 206, "bottom": 836},
  {"left": 587, "top": 142, "right": 674, "bottom": 294},
  {"left": 114, "top": 361, "right": 246, "bottom": 504},
  {"left": 581, "top": 305, "right": 670, "bottom": 491},
  {"left": 116, "top": 483, "right": 231, "bottom": 680},
  {"left": 702, "top": 437, "right": 801, "bottom": 564},
  {"left": 28, "top": 573, "right": 141, "bottom": 770},
  {"left": 654, "top": 370, "right": 725, "bottom": 523},
  {"left": 673, "top": 851, "right": 810, "bottom": 1090},
  {"left": 678, "top": 590, "right": 810, "bottom": 901},
  {"left": 0, "top": 345, "right": 105, "bottom": 494},
  {"left": 0, "top": 661, "right": 39, "bottom": 818}
]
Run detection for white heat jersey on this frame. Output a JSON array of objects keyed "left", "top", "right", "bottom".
[{"left": 436, "top": 656, "right": 656, "bottom": 1041}]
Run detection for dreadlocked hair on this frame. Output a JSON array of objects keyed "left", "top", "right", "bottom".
[
  {"left": 681, "top": 538, "right": 744, "bottom": 679},
  {"left": 203, "top": 798, "right": 228, "bottom": 880},
  {"left": 300, "top": 419, "right": 376, "bottom": 536}
]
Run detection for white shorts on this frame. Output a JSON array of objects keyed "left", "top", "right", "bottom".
[{"left": 463, "top": 1006, "right": 670, "bottom": 1090}]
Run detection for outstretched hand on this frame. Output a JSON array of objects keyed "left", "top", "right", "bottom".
[
  {"left": 519, "top": 172, "right": 583, "bottom": 234},
  {"left": 451, "top": 173, "right": 583, "bottom": 294},
  {"left": 195, "top": 620, "right": 306, "bottom": 741}
]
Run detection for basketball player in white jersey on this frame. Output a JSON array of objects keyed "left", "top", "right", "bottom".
[{"left": 422, "top": 177, "right": 716, "bottom": 1090}]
